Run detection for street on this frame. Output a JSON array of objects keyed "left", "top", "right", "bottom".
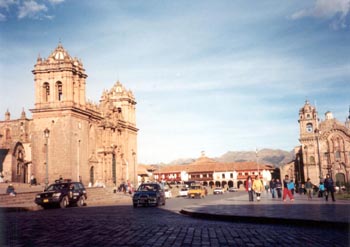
[{"left": 0, "top": 192, "right": 348, "bottom": 247}]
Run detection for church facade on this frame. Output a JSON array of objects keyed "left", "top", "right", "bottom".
[
  {"left": 293, "top": 100, "right": 350, "bottom": 185},
  {"left": 0, "top": 44, "right": 138, "bottom": 187}
]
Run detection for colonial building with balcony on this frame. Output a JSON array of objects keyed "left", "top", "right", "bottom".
[{"left": 151, "top": 153, "right": 274, "bottom": 189}]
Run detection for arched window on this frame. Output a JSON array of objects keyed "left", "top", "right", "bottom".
[
  {"left": 56, "top": 81, "right": 63, "bottom": 101},
  {"left": 309, "top": 156, "right": 315, "bottom": 164},
  {"left": 43, "top": 82, "right": 50, "bottom": 102},
  {"left": 335, "top": 151, "right": 341, "bottom": 160},
  {"left": 5, "top": 128, "right": 11, "bottom": 140}
]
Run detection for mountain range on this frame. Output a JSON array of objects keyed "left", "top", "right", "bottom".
[{"left": 168, "top": 149, "right": 294, "bottom": 167}]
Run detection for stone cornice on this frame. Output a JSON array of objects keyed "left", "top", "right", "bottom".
[{"left": 30, "top": 106, "right": 102, "bottom": 121}]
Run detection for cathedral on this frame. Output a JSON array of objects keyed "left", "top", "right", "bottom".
[
  {"left": 294, "top": 100, "right": 350, "bottom": 186},
  {"left": 0, "top": 43, "right": 138, "bottom": 187}
]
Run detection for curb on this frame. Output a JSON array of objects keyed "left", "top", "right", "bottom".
[
  {"left": 0, "top": 206, "right": 40, "bottom": 212},
  {"left": 179, "top": 209, "right": 350, "bottom": 230}
]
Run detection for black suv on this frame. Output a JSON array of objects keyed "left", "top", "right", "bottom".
[{"left": 35, "top": 180, "right": 87, "bottom": 209}]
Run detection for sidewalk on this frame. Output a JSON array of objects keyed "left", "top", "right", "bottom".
[{"left": 180, "top": 192, "right": 350, "bottom": 229}]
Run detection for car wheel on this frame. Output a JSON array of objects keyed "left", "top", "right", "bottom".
[
  {"left": 156, "top": 198, "right": 161, "bottom": 207},
  {"left": 60, "top": 196, "right": 69, "bottom": 208},
  {"left": 77, "top": 196, "right": 84, "bottom": 207},
  {"left": 133, "top": 203, "right": 138, "bottom": 208},
  {"left": 162, "top": 199, "right": 166, "bottom": 206}
]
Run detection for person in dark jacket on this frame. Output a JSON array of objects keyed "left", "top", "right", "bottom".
[
  {"left": 324, "top": 174, "right": 336, "bottom": 202},
  {"left": 275, "top": 179, "right": 282, "bottom": 198},
  {"left": 6, "top": 184, "right": 16, "bottom": 196},
  {"left": 269, "top": 179, "right": 276, "bottom": 198}
]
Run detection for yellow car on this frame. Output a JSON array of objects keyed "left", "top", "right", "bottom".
[{"left": 188, "top": 184, "right": 206, "bottom": 198}]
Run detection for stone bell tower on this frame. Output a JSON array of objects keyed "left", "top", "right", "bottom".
[
  {"left": 299, "top": 100, "right": 318, "bottom": 138},
  {"left": 30, "top": 43, "right": 101, "bottom": 185},
  {"left": 298, "top": 100, "right": 320, "bottom": 181},
  {"left": 32, "top": 42, "right": 87, "bottom": 110}
]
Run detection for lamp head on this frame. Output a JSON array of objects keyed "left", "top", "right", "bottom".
[{"left": 44, "top": 128, "right": 50, "bottom": 138}]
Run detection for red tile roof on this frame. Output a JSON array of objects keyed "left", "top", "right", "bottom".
[{"left": 154, "top": 157, "right": 274, "bottom": 174}]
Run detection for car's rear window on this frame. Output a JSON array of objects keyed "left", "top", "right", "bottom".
[
  {"left": 138, "top": 184, "right": 159, "bottom": 191},
  {"left": 47, "top": 183, "right": 69, "bottom": 191}
]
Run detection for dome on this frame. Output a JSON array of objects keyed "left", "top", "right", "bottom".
[
  {"left": 49, "top": 42, "right": 72, "bottom": 61},
  {"left": 299, "top": 100, "right": 315, "bottom": 114},
  {"left": 325, "top": 111, "right": 333, "bottom": 120}
]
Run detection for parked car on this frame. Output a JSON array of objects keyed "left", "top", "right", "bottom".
[
  {"left": 164, "top": 188, "right": 172, "bottom": 199},
  {"left": 34, "top": 180, "right": 87, "bottom": 209},
  {"left": 188, "top": 184, "right": 206, "bottom": 198},
  {"left": 132, "top": 183, "right": 166, "bottom": 207},
  {"left": 228, "top": 187, "right": 238, "bottom": 192},
  {"left": 179, "top": 187, "right": 188, "bottom": 197},
  {"left": 213, "top": 187, "right": 224, "bottom": 195}
]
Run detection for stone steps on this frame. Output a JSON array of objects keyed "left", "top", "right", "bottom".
[{"left": 0, "top": 186, "right": 131, "bottom": 208}]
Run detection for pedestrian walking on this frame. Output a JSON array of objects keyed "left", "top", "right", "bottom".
[
  {"left": 275, "top": 179, "right": 282, "bottom": 198},
  {"left": 298, "top": 182, "right": 304, "bottom": 195},
  {"left": 253, "top": 176, "right": 264, "bottom": 201},
  {"left": 264, "top": 184, "right": 269, "bottom": 194},
  {"left": 245, "top": 176, "right": 254, "bottom": 202},
  {"left": 318, "top": 182, "right": 325, "bottom": 198},
  {"left": 288, "top": 180, "right": 295, "bottom": 195},
  {"left": 270, "top": 178, "right": 276, "bottom": 198},
  {"left": 282, "top": 175, "right": 294, "bottom": 201},
  {"left": 324, "top": 174, "right": 336, "bottom": 202},
  {"left": 305, "top": 178, "right": 313, "bottom": 199}
]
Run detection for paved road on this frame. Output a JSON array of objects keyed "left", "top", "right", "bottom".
[{"left": 1, "top": 195, "right": 348, "bottom": 247}]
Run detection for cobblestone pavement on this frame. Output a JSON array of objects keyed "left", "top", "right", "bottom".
[{"left": 0, "top": 204, "right": 348, "bottom": 247}]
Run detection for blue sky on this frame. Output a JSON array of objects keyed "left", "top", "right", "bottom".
[{"left": 0, "top": 0, "right": 349, "bottom": 163}]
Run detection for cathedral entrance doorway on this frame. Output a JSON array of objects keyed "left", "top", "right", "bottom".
[
  {"left": 14, "top": 162, "right": 29, "bottom": 183},
  {"left": 335, "top": 173, "right": 346, "bottom": 186},
  {"left": 90, "top": 166, "right": 95, "bottom": 185},
  {"left": 13, "top": 142, "right": 28, "bottom": 183}
]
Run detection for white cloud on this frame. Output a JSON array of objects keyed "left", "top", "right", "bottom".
[
  {"left": 48, "top": 0, "right": 64, "bottom": 4},
  {"left": 0, "top": 0, "right": 16, "bottom": 9},
  {"left": 0, "top": 0, "right": 65, "bottom": 20},
  {"left": 291, "top": 0, "right": 350, "bottom": 29},
  {"left": 0, "top": 12, "right": 6, "bottom": 21},
  {"left": 18, "top": 0, "right": 47, "bottom": 19}
]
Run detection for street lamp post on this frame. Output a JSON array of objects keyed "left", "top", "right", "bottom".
[
  {"left": 77, "top": 139, "right": 81, "bottom": 182},
  {"left": 132, "top": 150, "right": 136, "bottom": 188},
  {"left": 315, "top": 128, "right": 323, "bottom": 179},
  {"left": 111, "top": 145, "right": 117, "bottom": 185},
  {"left": 44, "top": 128, "right": 50, "bottom": 189},
  {"left": 297, "top": 154, "right": 301, "bottom": 183},
  {"left": 304, "top": 146, "right": 309, "bottom": 179},
  {"left": 256, "top": 148, "right": 259, "bottom": 176}
]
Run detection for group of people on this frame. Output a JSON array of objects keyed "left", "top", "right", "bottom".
[
  {"left": 117, "top": 181, "right": 134, "bottom": 194},
  {"left": 246, "top": 174, "right": 336, "bottom": 202},
  {"left": 303, "top": 174, "right": 336, "bottom": 202}
]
